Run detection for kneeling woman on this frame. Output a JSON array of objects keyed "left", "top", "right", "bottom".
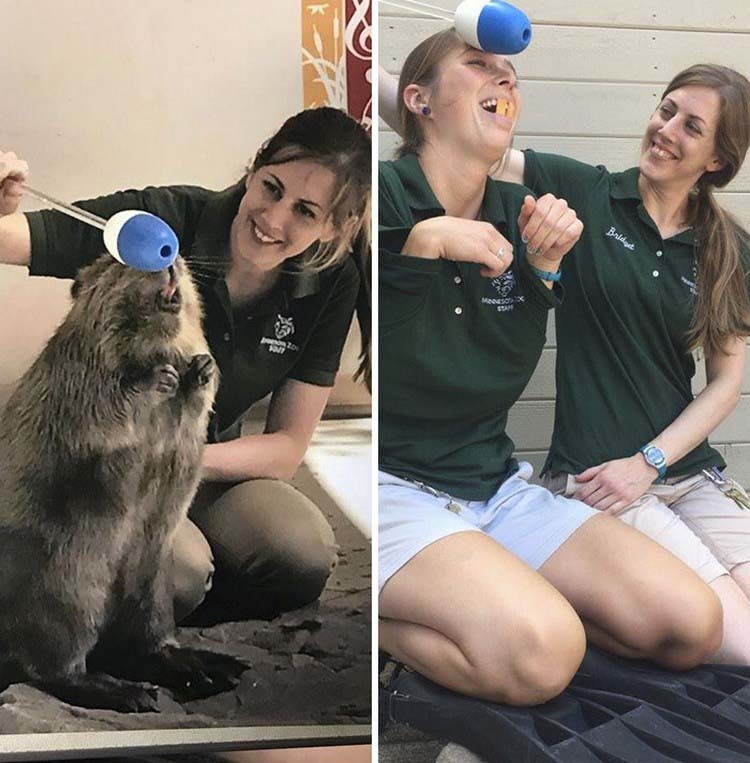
[
  {"left": 0, "top": 107, "right": 371, "bottom": 624},
  {"left": 378, "top": 30, "right": 722, "bottom": 706}
]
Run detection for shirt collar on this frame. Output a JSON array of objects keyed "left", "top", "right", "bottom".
[
  {"left": 188, "top": 181, "right": 321, "bottom": 306},
  {"left": 392, "top": 152, "right": 509, "bottom": 229},
  {"left": 610, "top": 167, "right": 695, "bottom": 245}
]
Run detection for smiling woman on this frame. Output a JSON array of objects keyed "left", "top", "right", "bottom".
[
  {"left": 481, "top": 63, "right": 750, "bottom": 665},
  {"left": 0, "top": 106, "right": 372, "bottom": 627}
]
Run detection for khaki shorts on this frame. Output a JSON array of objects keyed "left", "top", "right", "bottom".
[{"left": 544, "top": 471, "right": 750, "bottom": 584}]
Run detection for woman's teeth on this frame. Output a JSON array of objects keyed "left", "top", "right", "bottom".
[
  {"left": 253, "top": 222, "right": 281, "bottom": 244},
  {"left": 480, "top": 98, "right": 514, "bottom": 117},
  {"left": 651, "top": 142, "right": 676, "bottom": 160}
]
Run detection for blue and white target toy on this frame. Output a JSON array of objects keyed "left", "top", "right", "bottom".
[
  {"left": 380, "top": 0, "right": 532, "bottom": 55},
  {"left": 454, "top": 0, "right": 531, "bottom": 55},
  {"left": 24, "top": 185, "right": 178, "bottom": 272}
]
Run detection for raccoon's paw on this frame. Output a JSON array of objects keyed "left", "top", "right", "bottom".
[
  {"left": 152, "top": 645, "right": 247, "bottom": 700},
  {"left": 185, "top": 354, "right": 216, "bottom": 389}
]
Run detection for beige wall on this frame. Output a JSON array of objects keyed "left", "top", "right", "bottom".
[
  {"left": 0, "top": 0, "right": 366, "bottom": 403},
  {"left": 379, "top": 0, "right": 750, "bottom": 483}
]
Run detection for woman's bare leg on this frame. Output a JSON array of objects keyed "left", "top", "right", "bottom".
[
  {"left": 379, "top": 531, "right": 586, "bottom": 706},
  {"left": 539, "top": 515, "right": 722, "bottom": 670}
]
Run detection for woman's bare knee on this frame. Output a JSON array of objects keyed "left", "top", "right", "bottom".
[
  {"left": 641, "top": 583, "right": 722, "bottom": 669},
  {"left": 471, "top": 605, "right": 586, "bottom": 705}
]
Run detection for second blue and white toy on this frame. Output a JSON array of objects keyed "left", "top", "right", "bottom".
[
  {"left": 23, "top": 185, "right": 178, "bottom": 272},
  {"left": 378, "top": 0, "right": 532, "bottom": 55},
  {"left": 454, "top": 0, "right": 531, "bottom": 55}
]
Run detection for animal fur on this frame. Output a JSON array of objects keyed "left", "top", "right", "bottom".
[{"left": 0, "top": 254, "right": 236, "bottom": 709}]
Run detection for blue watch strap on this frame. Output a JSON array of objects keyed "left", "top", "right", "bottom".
[{"left": 529, "top": 264, "right": 562, "bottom": 282}]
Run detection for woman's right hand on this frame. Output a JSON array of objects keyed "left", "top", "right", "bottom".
[
  {"left": 0, "top": 151, "right": 29, "bottom": 216},
  {"left": 401, "top": 217, "right": 513, "bottom": 278}
]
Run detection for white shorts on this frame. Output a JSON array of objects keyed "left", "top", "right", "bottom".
[{"left": 378, "top": 463, "right": 598, "bottom": 592}]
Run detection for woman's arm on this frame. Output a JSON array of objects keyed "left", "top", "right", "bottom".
[
  {"left": 575, "top": 336, "right": 746, "bottom": 513},
  {"left": 200, "top": 379, "right": 332, "bottom": 483}
]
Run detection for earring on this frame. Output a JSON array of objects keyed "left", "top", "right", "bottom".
[{"left": 421, "top": 106, "right": 431, "bottom": 116}]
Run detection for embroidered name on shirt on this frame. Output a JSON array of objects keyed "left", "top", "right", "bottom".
[
  {"left": 606, "top": 227, "right": 635, "bottom": 250},
  {"left": 681, "top": 276, "right": 698, "bottom": 296}
]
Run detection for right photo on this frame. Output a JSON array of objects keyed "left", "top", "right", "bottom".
[{"left": 376, "top": 1, "right": 750, "bottom": 761}]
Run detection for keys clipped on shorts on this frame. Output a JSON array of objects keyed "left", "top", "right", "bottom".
[
  {"left": 702, "top": 467, "right": 750, "bottom": 511},
  {"left": 407, "top": 478, "right": 463, "bottom": 514}
]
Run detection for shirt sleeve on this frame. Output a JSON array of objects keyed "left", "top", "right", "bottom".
[
  {"left": 286, "top": 257, "right": 361, "bottom": 387},
  {"left": 523, "top": 149, "right": 608, "bottom": 214},
  {"left": 27, "top": 185, "right": 207, "bottom": 278},
  {"left": 379, "top": 161, "right": 441, "bottom": 332}
]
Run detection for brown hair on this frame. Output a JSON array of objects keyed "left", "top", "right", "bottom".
[
  {"left": 250, "top": 107, "right": 372, "bottom": 385},
  {"left": 396, "top": 29, "right": 467, "bottom": 158},
  {"left": 667, "top": 65, "right": 750, "bottom": 355}
]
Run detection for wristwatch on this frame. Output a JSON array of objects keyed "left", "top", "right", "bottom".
[{"left": 639, "top": 444, "right": 667, "bottom": 479}]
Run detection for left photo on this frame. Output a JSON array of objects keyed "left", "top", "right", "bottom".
[{"left": 0, "top": 0, "right": 371, "bottom": 755}]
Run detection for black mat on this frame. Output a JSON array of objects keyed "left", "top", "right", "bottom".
[{"left": 380, "top": 647, "right": 750, "bottom": 762}]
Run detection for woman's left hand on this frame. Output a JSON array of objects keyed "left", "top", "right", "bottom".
[
  {"left": 573, "top": 454, "right": 658, "bottom": 514},
  {"left": 517, "top": 194, "right": 583, "bottom": 272}
]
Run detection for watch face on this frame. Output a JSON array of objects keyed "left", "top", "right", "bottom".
[{"left": 645, "top": 446, "right": 666, "bottom": 467}]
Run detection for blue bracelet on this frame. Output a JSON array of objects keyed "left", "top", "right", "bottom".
[{"left": 529, "top": 264, "right": 562, "bottom": 282}]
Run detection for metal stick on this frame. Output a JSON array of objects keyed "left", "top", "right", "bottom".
[
  {"left": 22, "top": 185, "right": 106, "bottom": 231},
  {"left": 378, "top": 0, "right": 454, "bottom": 21}
]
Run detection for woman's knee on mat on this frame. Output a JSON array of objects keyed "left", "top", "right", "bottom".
[
  {"left": 630, "top": 581, "right": 723, "bottom": 669},
  {"left": 464, "top": 603, "right": 586, "bottom": 706}
]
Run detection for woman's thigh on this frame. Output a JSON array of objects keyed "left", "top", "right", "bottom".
[
  {"left": 538, "top": 508, "right": 721, "bottom": 666},
  {"left": 379, "top": 471, "right": 586, "bottom": 688},
  {"left": 381, "top": 529, "right": 583, "bottom": 649}
]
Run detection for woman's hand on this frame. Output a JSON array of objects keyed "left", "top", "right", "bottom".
[
  {"left": 573, "top": 454, "right": 657, "bottom": 514},
  {"left": 200, "top": 380, "right": 331, "bottom": 483},
  {"left": 517, "top": 194, "right": 583, "bottom": 272},
  {"left": 402, "top": 216, "right": 513, "bottom": 278},
  {"left": 0, "top": 152, "right": 29, "bottom": 216}
]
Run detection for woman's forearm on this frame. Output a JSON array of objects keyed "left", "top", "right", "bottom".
[
  {"left": 650, "top": 344, "right": 744, "bottom": 467},
  {"left": 201, "top": 432, "right": 307, "bottom": 483}
]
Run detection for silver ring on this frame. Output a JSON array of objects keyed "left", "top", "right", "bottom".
[{"left": 495, "top": 247, "right": 506, "bottom": 259}]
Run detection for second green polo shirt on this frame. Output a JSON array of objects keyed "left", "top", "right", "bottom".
[
  {"left": 380, "top": 153, "right": 559, "bottom": 501},
  {"left": 524, "top": 149, "right": 748, "bottom": 479}
]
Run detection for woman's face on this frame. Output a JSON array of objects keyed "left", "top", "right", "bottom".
[
  {"left": 639, "top": 85, "right": 725, "bottom": 188},
  {"left": 232, "top": 159, "right": 337, "bottom": 270},
  {"left": 417, "top": 47, "right": 520, "bottom": 159}
]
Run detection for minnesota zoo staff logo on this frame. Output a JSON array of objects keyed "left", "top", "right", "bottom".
[
  {"left": 482, "top": 270, "right": 525, "bottom": 312},
  {"left": 492, "top": 271, "right": 515, "bottom": 297},
  {"left": 261, "top": 314, "right": 300, "bottom": 355},
  {"left": 275, "top": 315, "right": 295, "bottom": 340}
]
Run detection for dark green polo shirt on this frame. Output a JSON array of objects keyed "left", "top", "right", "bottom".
[
  {"left": 379, "top": 153, "right": 560, "bottom": 501},
  {"left": 524, "top": 149, "right": 748, "bottom": 478},
  {"left": 26, "top": 183, "right": 359, "bottom": 441}
]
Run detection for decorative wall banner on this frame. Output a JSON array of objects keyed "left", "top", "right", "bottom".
[{"left": 302, "top": 0, "right": 371, "bottom": 129}]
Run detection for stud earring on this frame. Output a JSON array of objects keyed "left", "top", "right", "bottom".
[{"left": 421, "top": 106, "right": 431, "bottom": 116}]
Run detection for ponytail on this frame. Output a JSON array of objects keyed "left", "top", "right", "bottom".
[{"left": 687, "top": 183, "right": 750, "bottom": 356}]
